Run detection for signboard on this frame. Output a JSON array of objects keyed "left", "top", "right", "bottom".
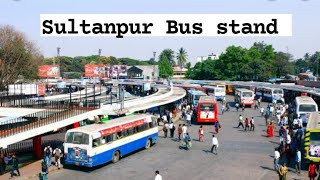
[
  {"left": 84, "top": 64, "right": 106, "bottom": 77},
  {"left": 106, "top": 65, "right": 127, "bottom": 78},
  {"left": 38, "top": 65, "right": 60, "bottom": 78},
  {"left": 38, "top": 83, "right": 46, "bottom": 96},
  {"left": 143, "top": 83, "right": 151, "bottom": 91}
]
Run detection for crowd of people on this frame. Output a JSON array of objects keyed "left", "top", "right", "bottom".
[{"left": 0, "top": 153, "right": 20, "bottom": 178}]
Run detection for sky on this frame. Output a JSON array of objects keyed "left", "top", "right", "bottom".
[{"left": 0, "top": 0, "right": 319, "bottom": 65}]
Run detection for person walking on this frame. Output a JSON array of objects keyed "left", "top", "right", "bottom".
[
  {"left": 309, "top": 163, "right": 318, "bottom": 180},
  {"left": 40, "top": 159, "right": 48, "bottom": 180},
  {"left": 242, "top": 105, "right": 245, "bottom": 112},
  {"left": 274, "top": 148, "right": 280, "bottom": 171},
  {"left": 250, "top": 117, "right": 255, "bottom": 131},
  {"left": 278, "top": 163, "right": 288, "bottom": 180},
  {"left": 186, "top": 111, "right": 192, "bottom": 126},
  {"left": 163, "top": 122, "right": 169, "bottom": 138},
  {"left": 226, "top": 103, "right": 230, "bottom": 111},
  {"left": 258, "top": 97, "right": 261, "bottom": 107},
  {"left": 0, "top": 153, "right": 4, "bottom": 175},
  {"left": 44, "top": 146, "right": 52, "bottom": 167},
  {"left": 182, "top": 124, "right": 187, "bottom": 140},
  {"left": 184, "top": 132, "right": 191, "bottom": 150},
  {"left": 169, "top": 123, "right": 175, "bottom": 138},
  {"left": 53, "top": 147, "right": 62, "bottom": 169},
  {"left": 155, "top": 170, "right": 162, "bottom": 180},
  {"left": 198, "top": 125, "right": 204, "bottom": 142},
  {"left": 260, "top": 107, "right": 264, "bottom": 117},
  {"left": 237, "top": 115, "right": 244, "bottom": 128},
  {"left": 215, "top": 121, "right": 221, "bottom": 134},
  {"left": 221, "top": 104, "right": 225, "bottom": 115},
  {"left": 235, "top": 102, "right": 239, "bottom": 112},
  {"left": 178, "top": 124, "right": 182, "bottom": 141},
  {"left": 210, "top": 135, "right": 219, "bottom": 155},
  {"left": 295, "top": 149, "right": 301, "bottom": 174},
  {"left": 9, "top": 154, "right": 20, "bottom": 178},
  {"left": 244, "top": 118, "right": 250, "bottom": 131}
]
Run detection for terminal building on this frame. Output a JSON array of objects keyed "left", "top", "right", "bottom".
[{"left": 127, "top": 65, "right": 159, "bottom": 80}]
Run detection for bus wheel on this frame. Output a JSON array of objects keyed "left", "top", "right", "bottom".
[
  {"left": 145, "top": 139, "right": 151, "bottom": 149},
  {"left": 112, "top": 151, "right": 120, "bottom": 163}
]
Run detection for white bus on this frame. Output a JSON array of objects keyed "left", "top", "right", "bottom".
[
  {"left": 295, "top": 96, "right": 318, "bottom": 125},
  {"left": 235, "top": 88, "right": 255, "bottom": 107},
  {"left": 255, "top": 87, "right": 284, "bottom": 103},
  {"left": 203, "top": 86, "right": 226, "bottom": 101},
  {"left": 64, "top": 114, "right": 158, "bottom": 167}
]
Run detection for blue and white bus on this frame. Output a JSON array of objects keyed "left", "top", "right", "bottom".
[
  {"left": 64, "top": 114, "right": 158, "bottom": 167},
  {"left": 187, "top": 89, "right": 207, "bottom": 107},
  {"left": 255, "top": 87, "right": 284, "bottom": 102},
  {"left": 203, "top": 86, "right": 226, "bottom": 101}
]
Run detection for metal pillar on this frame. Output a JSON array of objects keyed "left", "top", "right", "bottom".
[{"left": 33, "top": 135, "right": 42, "bottom": 160}]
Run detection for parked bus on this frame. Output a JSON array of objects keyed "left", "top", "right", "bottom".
[
  {"left": 255, "top": 87, "right": 284, "bottom": 102},
  {"left": 187, "top": 89, "right": 207, "bottom": 107},
  {"left": 304, "top": 112, "right": 320, "bottom": 163},
  {"left": 203, "top": 86, "right": 226, "bottom": 101},
  {"left": 234, "top": 88, "right": 255, "bottom": 107},
  {"left": 197, "top": 96, "right": 218, "bottom": 123},
  {"left": 295, "top": 96, "right": 318, "bottom": 125},
  {"left": 64, "top": 114, "right": 158, "bottom": 167}
]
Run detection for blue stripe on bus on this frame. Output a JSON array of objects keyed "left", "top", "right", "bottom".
[{"left": 65, "top": 133, "right": 158, "bottom": 167}]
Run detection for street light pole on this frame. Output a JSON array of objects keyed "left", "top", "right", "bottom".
[{"left": 57, "top": 47, "right": 61, "bottom": 78}]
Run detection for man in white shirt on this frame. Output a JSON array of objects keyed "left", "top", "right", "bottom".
[
  {"left": 182, "top": 124, "right": 187, "bottom": 140},
  {"left": 274, "top": 148, "right": 280, "bottom": 171},
  {"left": 210, "top": 135, "right": 219, "bottom": 155},
  {"left": 155, "top": 170, "right": 162, "bottom": 180},
  {"left": 286, "top": 134, "right": 291, "bottom": 145},
  {"left": 260, "top": 107, "right": 264, "bottom": 117},
  {"left": 186, "top": 112, "right": 192, "bottom": 126},
  {"left": 270, "top": 106, "right": 274, "bottom": 115}
]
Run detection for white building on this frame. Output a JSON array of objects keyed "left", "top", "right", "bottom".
[{"left": 197, "top": 53, "right": 219, "bottom": 62}]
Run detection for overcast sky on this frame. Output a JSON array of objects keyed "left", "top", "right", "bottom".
[{"left": 0, "top": 0, "right": 319, "bottom": 64}]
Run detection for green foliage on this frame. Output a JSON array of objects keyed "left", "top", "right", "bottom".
[
  {"left": 159, "top": 55, "right": 173, "bottom": 78},
  {"left": 187, "top": 42, "right": 280, "bottom": 81},
  {"left": 177, "top": 47, "right": 188, "bottom": 67},
  {"left": 159, "top": 49, "right": 175, "bottom": 66}
]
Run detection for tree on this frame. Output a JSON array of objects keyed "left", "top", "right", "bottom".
[
  {"left": 159, "top": 49, "right": 175, "bottom": 66},
  {"left": 158, "top": 55, "right": 173, "bottom": 78},
  {"left": 274, "top": 52, "right": 294, "bottom": 77},
  {"left": 0, "top": 25, "right": 42, "bottom": 90},
  {"left": 176, "top": 47, "right": 188, "bottom": 67}
]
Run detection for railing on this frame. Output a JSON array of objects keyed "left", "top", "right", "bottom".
[{"left": 0, "top": 99, "right": 100, "bottom": 138}]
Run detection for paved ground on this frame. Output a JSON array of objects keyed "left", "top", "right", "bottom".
[{"left": 5, "top": 95, "right": 310, "bottom": 180}]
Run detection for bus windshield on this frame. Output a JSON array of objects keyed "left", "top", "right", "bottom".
[
  {"left": 200, "top": 104, "right": 214, "bottom": 111},
  {"left": 299, "top": 104, "right": 316, "bottom": 112},
  {"left": 273, "top": 90, "right": 283, "bottom": 94},
  {"left": 66, "top": 132, "right": 90, "bottom": 145},
  {"left": 242, "top": 92, "right": 252, "bottom": 97},
  {"left": 310, "top": 133, "right": 320, "bottom": 142},
  {"left": 195, "top": 95, "right": 204, "bottom": 100},
  {"left": 215, "top": 88, "right": 224, "bottom": 93}
]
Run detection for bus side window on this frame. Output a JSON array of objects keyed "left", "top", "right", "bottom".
[
  {"left": 128, "top": 128, "right": 134, "bottom": 136},
  {"left": 117, "top": 132, "right": 123, "bottom": 139},
  {"left": 92, "top": 138, "right": 99, "bottom": 147},
  {"left": 121, "top": 130, "right": 128, "bottom": 137},
  {"left": 105, "top": 134, "right": 114, "bottom": 143}
]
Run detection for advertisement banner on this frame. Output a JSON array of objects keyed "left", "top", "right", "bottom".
[
  {"left": 106, "top": 65, "right": 127, "bottom": 78},
  {"left": 38, "top": 65, "right": 60, "bottom": 78},
  {"left": 38, "top": 83, "right": 46, "bottom": 96},
  {"left": 84, "top": 64, "right": 106, "bottom": 77}
]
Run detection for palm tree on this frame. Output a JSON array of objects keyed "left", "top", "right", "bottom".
[{"left": 177, "top": 47, "right": 188, "bottom": 68}]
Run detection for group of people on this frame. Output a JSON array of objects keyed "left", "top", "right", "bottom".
[
  {"left": 237, "top": 115, "right": 255, "bottom": 131},
  {"left": 41, "top": 146, "right": 62, "bottom": 179},
  {"left": 0, "top": 153, "right": 20, "bottom": 178}
]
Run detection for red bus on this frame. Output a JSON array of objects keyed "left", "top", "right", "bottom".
[{"left": 197, "top": 96, "right": 218, "bottom": 123}]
